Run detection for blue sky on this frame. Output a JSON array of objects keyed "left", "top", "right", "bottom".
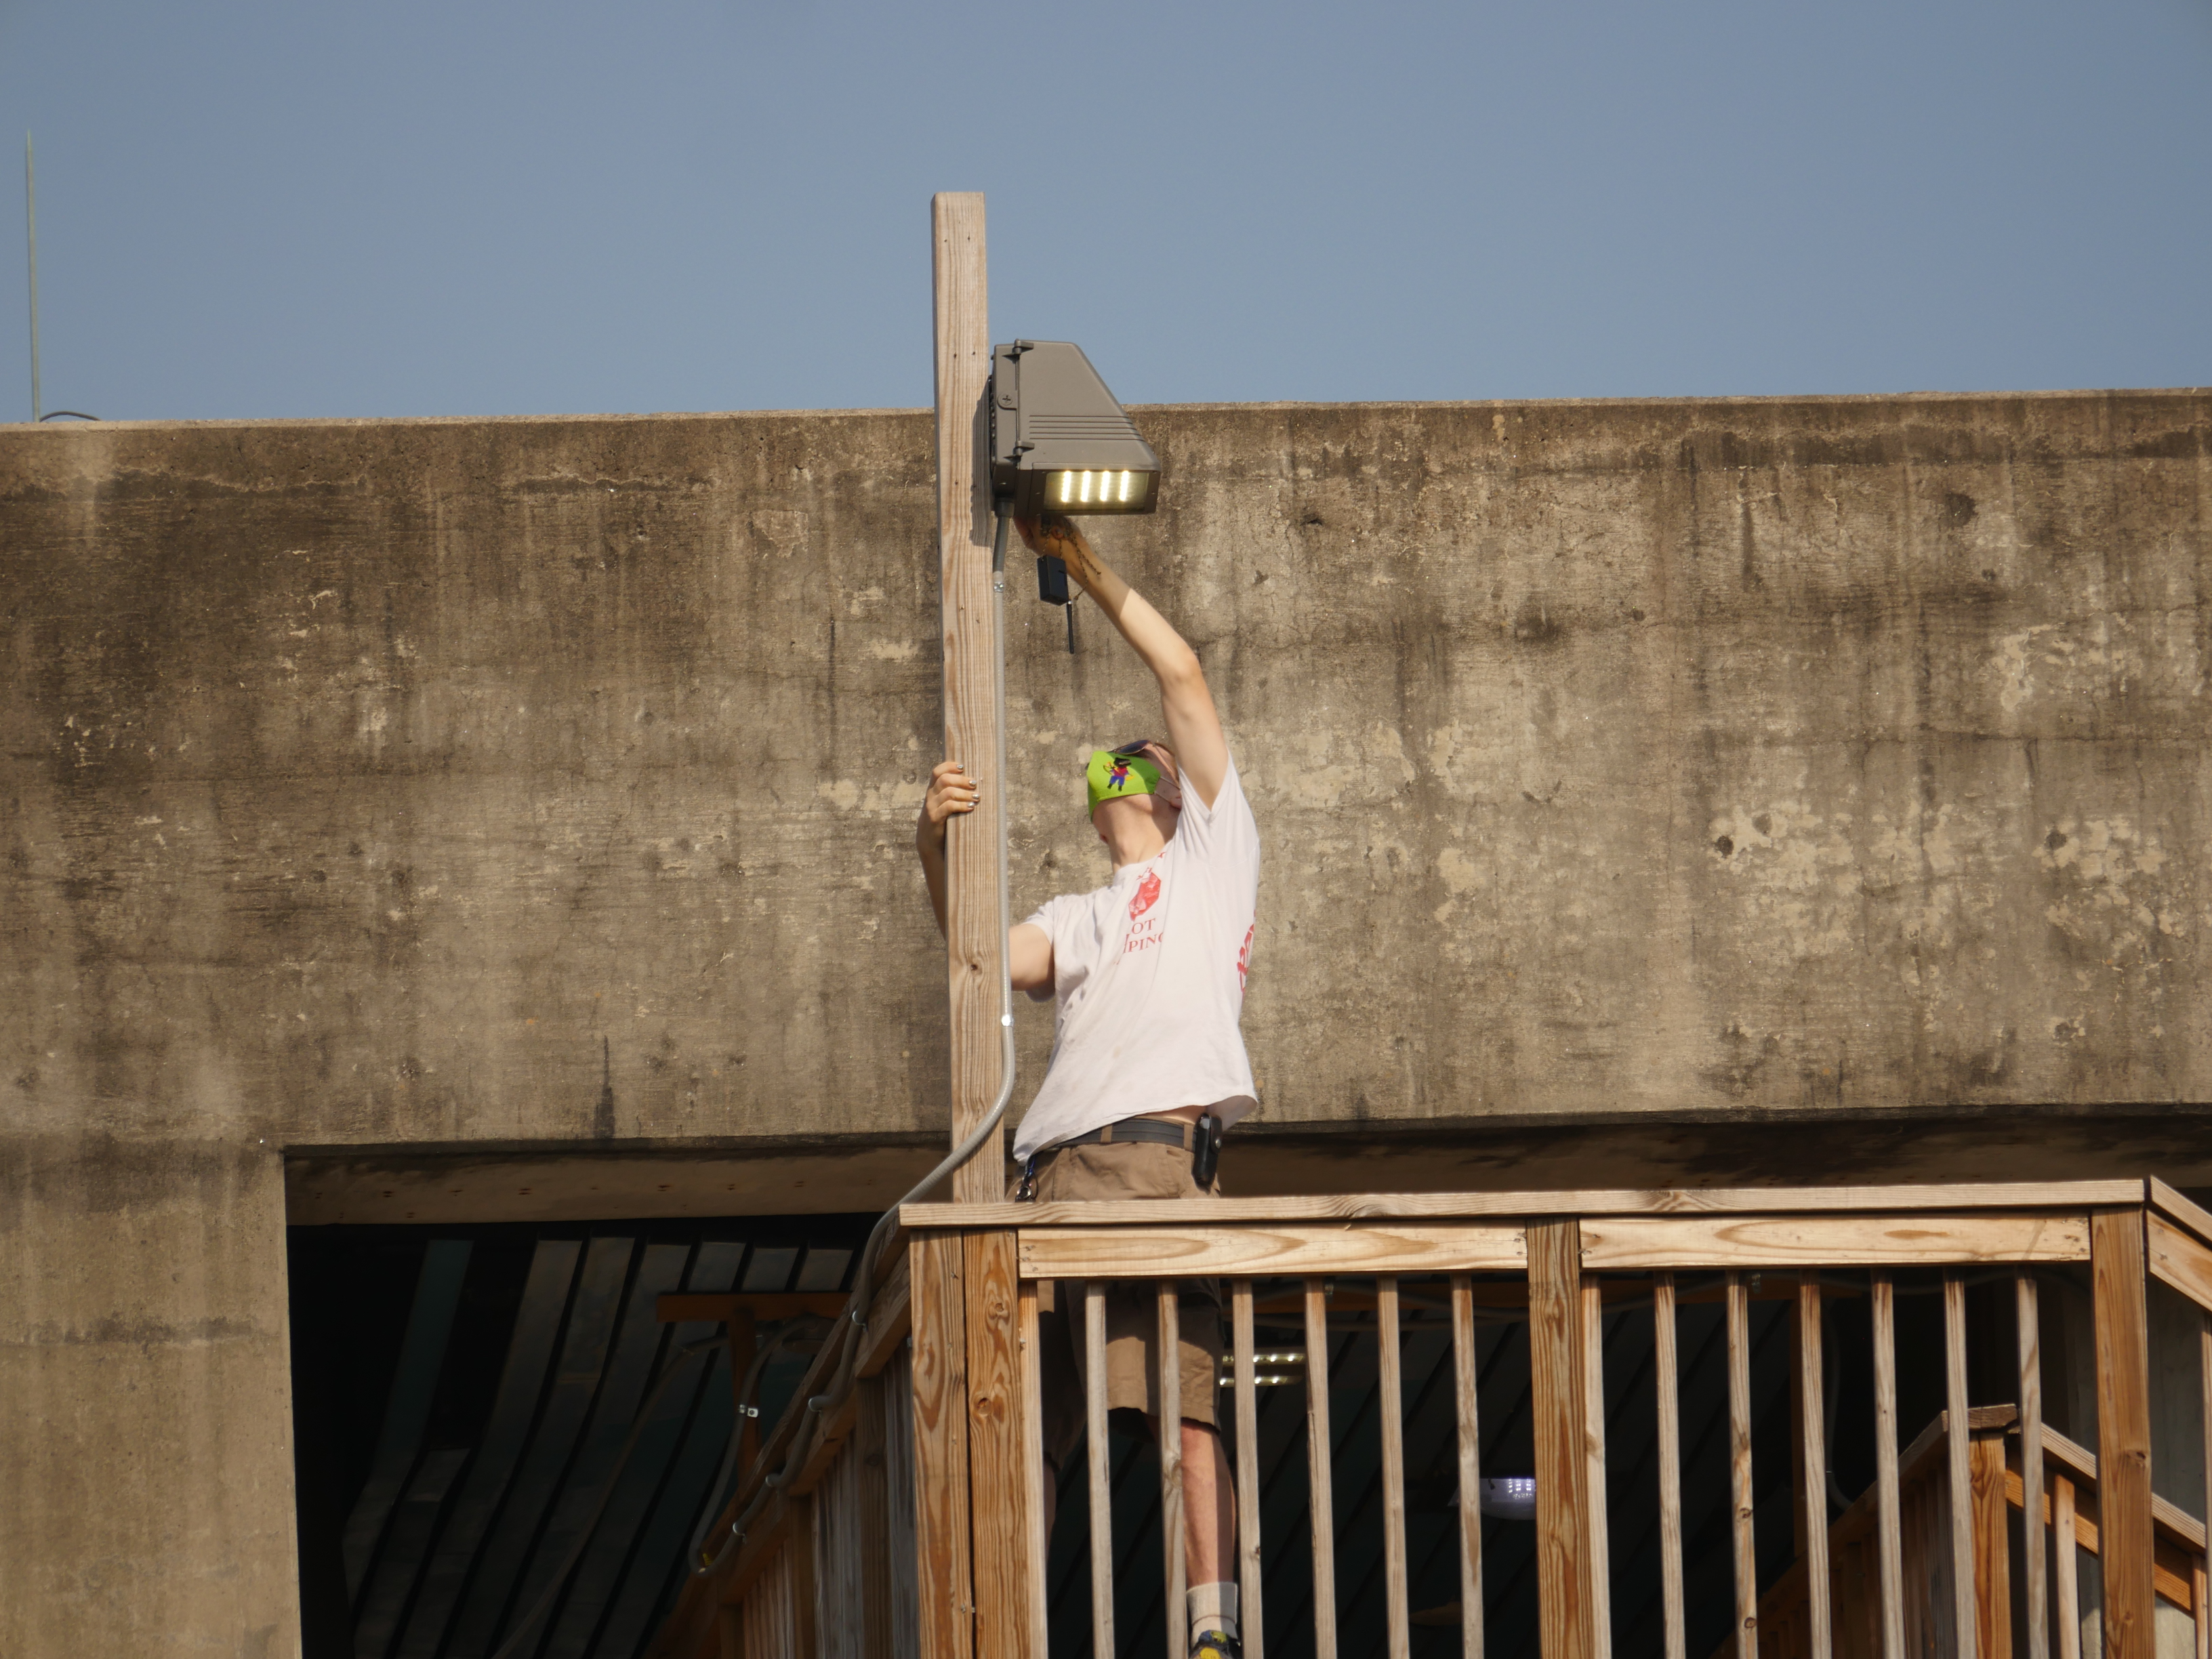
[{"left": 3, "top": 0, "right": 2207, "bottom": 422}]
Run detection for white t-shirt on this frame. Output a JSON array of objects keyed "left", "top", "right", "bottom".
[{"left": 1010, "top": 754, "right": 1261, "bottom": 1162}]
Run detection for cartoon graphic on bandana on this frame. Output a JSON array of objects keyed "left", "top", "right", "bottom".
[
  {"left": 1129, "top": 869, "right": 1161, "bottom": 919},
  {"left": 1107, "top": 756, "right": 1132, "bottom": 792}
]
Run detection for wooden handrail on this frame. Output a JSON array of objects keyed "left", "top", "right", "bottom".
[{"left": 903, "top": 1177, "right": 2146, "bottom": 1231}]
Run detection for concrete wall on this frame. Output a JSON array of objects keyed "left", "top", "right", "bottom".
[{"left": 3, "top": 389, "right": 2209, "bottom": 1653}]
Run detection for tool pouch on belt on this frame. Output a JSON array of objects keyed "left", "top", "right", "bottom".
[{"left": 1192, "top": 1111, "right": 1223, "bottom": 1188}]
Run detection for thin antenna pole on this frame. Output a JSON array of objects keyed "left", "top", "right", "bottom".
[{"left": 25, "top": 133, "right": 40, "bottom": 422}]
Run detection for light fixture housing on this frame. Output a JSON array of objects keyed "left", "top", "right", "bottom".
[{"left": 989, "top": 340, "right": 1159, "bottom": 517}]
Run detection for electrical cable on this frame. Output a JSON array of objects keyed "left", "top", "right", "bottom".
[
  {"left": 479, "top": 497, "right": 1026, "bottom": 1654},
  {"left": 681, "top": 495, "right": 1023, "bottom": 1578}
]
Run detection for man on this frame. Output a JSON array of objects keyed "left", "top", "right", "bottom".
[{"left": 914, "top": 512, "right": 1256, "bottom": 1659}]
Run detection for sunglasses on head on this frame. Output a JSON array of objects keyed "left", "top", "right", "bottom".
[{"left": 1109, "top": 739, "right": 1162, "bottom": 758}]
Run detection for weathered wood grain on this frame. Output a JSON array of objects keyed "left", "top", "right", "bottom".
[
  {"left": 855, "top": 1374, "right": 893, "bottom": 1659},
  {"left": 1578, "top": 1212, "right": 2090, "bottom": 1269},
  {"left": 905, "top": 1182, "right": 2142, "bottom": 1233},
  {"left": 2148, "top": 1213, "right": 2212, "bottom": 1315},
  {"left": 789, "top": 1493, "right": 819, "bottom": 1659},
  {"left": 1970, "top": 1434, "right": 2011, "bottom": 1659},
  {"left": 1017, "top": 1222, "right": 1525, "bottom": 1280},
  {"left": 962, "top": 1231, "right": 1031, "bottom": 1659},
  {"left": 1305, "top": 1281, "right": 1338, "bottom": 1659},
  {"left": 1233, "top": 1280, "right": 1265, "bottom": 1659},
  {"left": 2055, "top": 1475, "right": 2082, "bottom": 1659},
  {"left": 1529, "top": 1221, "right": 1589, "bottom": 1659},
  {"left": 1160, "top": 1283, "right": 1186, "bottom": 1659},
  {"left": 931, "top": 188, "right": 1005, "bottom": 1207},
  {"left": 1580, "top": 1281, "right": 1612, "bottom": 1659},
  {"left": 2150, "top": 1181, "right": 2212, "bottom": 1248},
  {"left": 1380, "top": 1279, "right": 1412, "bottom": 1659},
  {"left": 910, "top": 1233, "right": 973, "bottom": 1659},
  {"left": 1084, "top": 1283, "right": 1114, "bottom": 1659},
  {"left": 1728, "top": 1272, "right": 1757, "bottom": 1659},
  {"left": 1654, "top": 1273, "right": 1685, "bottom": 1659},
  {"left": 1871, "top": 1273, "right": 1904, "bottom": 1659},
  {"left": 2200, "top": 1311, "right": 2210, "bottom": 1659},
  {"left": 1946, "top": 1273, "right": 1978, "bottom": 1658},
  {"left": 2093, "top": 1209, "right": 2156, "bottom": 1659},
  {"left": 1450, "top": 1275, "right": 1485, "bottom": 1659},
  {"left": 1017, "top": 1283, "right": 1047, "bottom": 1659},
  {"left": 1795, "top": 1281, "right": 1832, "bottom": 1658},
  {"left": 2019, "top": 1275, "right": 2048, "bottom": 1659}
]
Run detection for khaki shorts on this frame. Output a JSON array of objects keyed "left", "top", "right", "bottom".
[{"left": 1031, "top": 1129, "right": 1231, "bottom": 1472}]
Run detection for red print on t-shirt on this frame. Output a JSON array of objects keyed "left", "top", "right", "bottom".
[
  {"left": 1235, "top": 923, "right": 1254, "bottom": 991},
  {"left": 1129, "top": 869, "right": 1162, "bottom": 919}
]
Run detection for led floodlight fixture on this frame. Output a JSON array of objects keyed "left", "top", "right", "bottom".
[{"left": 989, "top": 340, "right": 1159, "bottom": 518}]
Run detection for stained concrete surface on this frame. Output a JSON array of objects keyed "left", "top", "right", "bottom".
[{"left": 3, "top": 389, "right": 2209, "bottom": 1653}]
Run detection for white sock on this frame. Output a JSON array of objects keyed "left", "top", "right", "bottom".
[{"left": 1188, "top": 1583, "right": 1239, "bottom": 1647}]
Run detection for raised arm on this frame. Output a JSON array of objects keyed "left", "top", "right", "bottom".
[
  {"left": 1017, "top": 513, "right": 1229, "bottom": 808},
  {"left": 915, "top": 760, "right": 1054, "bottom": 991}
]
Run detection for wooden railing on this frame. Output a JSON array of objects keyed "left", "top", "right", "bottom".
[{"left": 649, "top": 1177, "right": 2212, "bottom": 1659}]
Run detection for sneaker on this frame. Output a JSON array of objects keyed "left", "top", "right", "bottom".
[{"left": 1191, "top": 1633, "right": 1242, "bottom": 1659}]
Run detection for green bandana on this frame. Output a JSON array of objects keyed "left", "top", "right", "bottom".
[{"left": 1086, "top": 747, "right": 1163, "bottom": 816}]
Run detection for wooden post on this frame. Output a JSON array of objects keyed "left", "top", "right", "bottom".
[
  {"left": 1528, "top": 1221, "right": 1591, "bottom": 1659},
  {"left": 910, "top": 1233, "right": 975, "bottom": 1659},
  {"left": 2092, "top": 1207, "right": 2154, "bottom": 1658},
  {"left": 963, "top": 1231, "right": 1036, "bottom": 1659},
  {"left": 931, "top": 188, "right": 1006, "bottom": 1206}
]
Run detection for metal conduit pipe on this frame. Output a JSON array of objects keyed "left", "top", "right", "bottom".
[
  {"left": 486, "top": 499, "right": 1025, "bottom": 1654},
  {"left": 686, "top": 497, "right": 1023, "bottom": 1578}
]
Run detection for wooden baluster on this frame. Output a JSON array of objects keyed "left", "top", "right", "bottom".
[
  {"left": 1019, "top": 1282, "right": 1049, "bottom": 1659},
  {"left": 1727, "top": 1271, "right": 1756, "bottom": 1659},
  {"left": 1449, "top": 1275, "right": 1485, "bottom": 1659},
  {"left": 1945, "top": 1271, "right": 1977, "bottom": 1659},
  {"left": 1871, "top": 1272, "right": 1904, "bottom": 1659},
  {"left": 1379, "top": 1279, "right": 1411, "bottom": 1659},
  {"left": 1797, "top": 1279, "right": 1832, "bottom": 1658},
  {"left": 1231, "top": 1282, "right": 1264, "bottom": 1659},
  {"left": 1086, "top": 1282, "right": 1115, "bottom": 1659},
  {"left": 2198, "top": 1311, "right": 2211, "bottom": 1659},
  {"left": 2018, "top": 1273, "right": 2048, "bottom": 1659},
  {"left": 1304, "top": 1279, "right": 1338, "bottom": 1659},
  {"left": 1581, "top": 1279, "right": 1612, "bottom": 1659},
  {"left": 1159, "top": 1284, "right": 1186, "bottom": 1659},
  {"left": 1530, "top": 1221, "right": 1590, "bottom": 1659},
  {"left": 1654, "top": 1273, "right": 1685, "bottom": 1659},
  {"left": 2053, "top": 1475, "right": 2081, "bottom": 1659},
  {"left": 912, "top": 1232, "right": 975, "bottom": 1659},
  {"left": 965, "top": 1231, "right": 1036, "bottom": 1659},
  {"left": 2091, "top": 1208, "right": 2154, "bottom": 1659}
]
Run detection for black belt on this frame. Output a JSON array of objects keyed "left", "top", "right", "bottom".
[{"left": 1045, "top": 1115, "right": 1199, "bottom": 1151}]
